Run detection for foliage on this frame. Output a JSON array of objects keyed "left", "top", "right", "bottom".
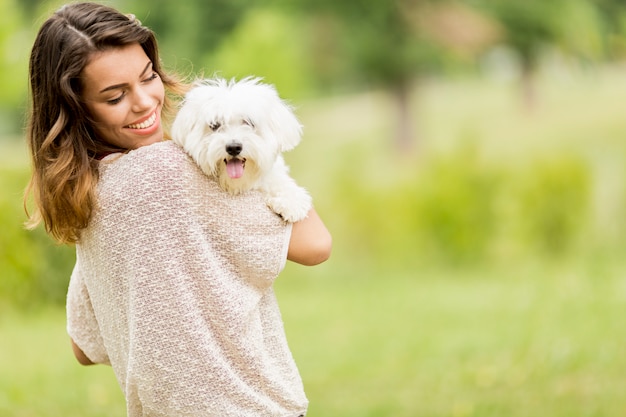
[
  {"left": 330, "top": 146, "right": 591, "bottom": 268},
  {"left": 207, "top": 8, "right": 315, "bottom": 98},
  {"left": 0, "top": 0, "right": 30, "bottom": 134},
  {"left": 122, "top": 0, "right": 250, "bottom": 75},
  {"left": 476, "top": 0, "right": 565, "bottom": 65},
  {"left": 410, "top": 147, "right": 501, "bottom": 265},
  {"left": 555, "top": 0, "right": 606, "bottom": 62},
  {"left": 0, "top": 146, "right": 74, "bottom": 310},
  {"left": 592, "top": 0, "right": 626, "bottom": 58},
  {"left": 513, "top": 155, "right": 590, "bottom": 256}
]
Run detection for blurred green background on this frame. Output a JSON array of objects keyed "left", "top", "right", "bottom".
[{"left": 2, "top": 0, "right": 626, "bottom": 416}]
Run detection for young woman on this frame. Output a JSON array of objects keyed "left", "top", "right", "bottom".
[{"left": 25, "top": 3, "right": 331, "bottom": 416}]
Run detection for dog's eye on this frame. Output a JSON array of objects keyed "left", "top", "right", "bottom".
[
  {"left": 243, "top": 118, "right": 255, "bottom": 129},
  {"left": 209, "top": 121, "right": 221, "bottom": 131}
]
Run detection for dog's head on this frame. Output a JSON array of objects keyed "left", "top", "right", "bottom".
[{"left": 171, "top": 77, "right": 302, "bottom": 191}]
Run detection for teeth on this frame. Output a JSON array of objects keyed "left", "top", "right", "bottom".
[{"left": 127, "top": 112, "right": 157, "bottom": 129}]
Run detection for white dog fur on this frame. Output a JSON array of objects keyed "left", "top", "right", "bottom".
[{"left": 171, "top": 77, "right": 312, "bottom": 223}]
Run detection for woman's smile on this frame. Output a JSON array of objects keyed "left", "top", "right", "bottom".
[{"left": 125, "top": 109, "right": 159, "bottom": 132}]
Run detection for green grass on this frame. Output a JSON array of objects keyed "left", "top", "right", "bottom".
[
  {"left": 0, "top": 308, "right": 125, "bottom": 417},
  {"left": 279, "top": 260, "right": 626, "bottom": 417},
  {"left": 2, "top": 260, "right": 626, "bottom": 416}
]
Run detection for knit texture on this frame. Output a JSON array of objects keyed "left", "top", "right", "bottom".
[{"left": 66, "top": 141, "right": 307, "bottom": 416}]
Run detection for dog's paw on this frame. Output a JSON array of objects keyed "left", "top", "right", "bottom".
[{"left": 266, "top": 187, "right": 312, "bottom": 223}]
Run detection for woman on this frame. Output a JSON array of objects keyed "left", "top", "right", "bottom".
[{"left": 25, "top": 3, "right": 331, "bottom": 416}]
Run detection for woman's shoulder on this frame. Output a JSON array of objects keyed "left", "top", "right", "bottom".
[
  {"left": 97, "top": 140, "right": 209, "bottom": 197},
  {"left": 101, "top": 140, "right": 190, "bottom": 169},
  {"left": 100, "top": 141, "right": 198, "bottom": 180},
  {"left": 133, "top": 140, "right": 190, "bottom": 163}
]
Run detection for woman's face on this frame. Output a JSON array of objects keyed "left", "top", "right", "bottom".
[{"left": 81, "top": 43, "right": 165, "bottom": 150}]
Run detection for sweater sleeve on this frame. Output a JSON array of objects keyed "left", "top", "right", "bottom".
[{"left": 66, "top": 262, "right": 110, "bottom": 365}]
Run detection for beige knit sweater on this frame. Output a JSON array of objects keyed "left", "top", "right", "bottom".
[{"left": 66, "top": 141, "right": 307, "bottom": 416}]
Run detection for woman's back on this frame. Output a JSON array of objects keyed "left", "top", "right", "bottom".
[{"left": 68, "top": 141, "right": 308, "bottom": 416}]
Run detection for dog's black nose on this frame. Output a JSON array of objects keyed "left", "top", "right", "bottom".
[{"left": 226, "top": 143, "right": 243, "bottom": 156}]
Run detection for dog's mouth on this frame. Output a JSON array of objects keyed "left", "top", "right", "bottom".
[{"left": 224, "top": 158, "right": 246, "bottom": 179}]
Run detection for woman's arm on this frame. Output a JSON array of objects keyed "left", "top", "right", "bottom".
[
  {"left": 71, "top": 338, "right": 95, "bottom": 366},
  {"left": 287, "top": 207, "right": 332, "bottom": 266}
]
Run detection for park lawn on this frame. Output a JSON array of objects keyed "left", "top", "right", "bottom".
[
  {"left": 281, "top": 259, "right": 626, "bottom": 417},
  {"left": 0, "top": 307, "right": 125, "bottom": 417},
  {"left": 1, "top": 258, "right": 626, "bottom": 417}
]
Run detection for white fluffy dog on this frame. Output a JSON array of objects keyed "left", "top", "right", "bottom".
[{"left": 171, "top": 77, "right": 312, "bottom": 223}]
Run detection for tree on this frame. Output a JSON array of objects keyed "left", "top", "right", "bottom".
[
  {"left": 473, "top": 0, "right": 569, "bottom": 108},
  {"left": 125, "top": 0, "right": 251, "bottom": 75},
  {"left": 208, "top": 9, "right": 315, "bottom": 98},
  {"left": 275, "top": 0, "right": 499, "bottom": 151},
  {"left": 294, "top": 0, "right": 435, "bottom": 151}
]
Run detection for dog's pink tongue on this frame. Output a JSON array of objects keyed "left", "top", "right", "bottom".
[{"left": 226, "top": 159, "right": 244, "bottom": 179}]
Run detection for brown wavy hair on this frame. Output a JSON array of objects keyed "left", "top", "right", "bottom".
[{"left": 25, "top": 2, "right": 187, "bottom": 244}]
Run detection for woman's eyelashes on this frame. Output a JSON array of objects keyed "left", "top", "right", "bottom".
[
  {"left": 107, "top": 93, "right": 125, "bottom": 105},
  {"left": 144, "top": 72, "right": 159, "bottom": 83},
  {"left": 106, "top": 72, "right": 159, "bottom": 105}
]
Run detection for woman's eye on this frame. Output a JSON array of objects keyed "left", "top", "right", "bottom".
[
  {"left": 144, "top": 72, "right": 159, "bottom": 83},
  {"left": 107, "top": 94, "right": 124, "bottom": 105}
]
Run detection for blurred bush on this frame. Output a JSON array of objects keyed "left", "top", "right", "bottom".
[
  {"left": 331, "top": 146, "right": 593, "bottom": 268},
  {"left": 410, "top": 146, "right": 500, "bottom": 265},
  {"left": 0, "top": 164, "right": 74, "bottom": 310},
  {"left": 514, "top": 155, "right": 590, "bottom": 256}
]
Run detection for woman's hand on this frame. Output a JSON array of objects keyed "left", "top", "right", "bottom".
[{"left": 287, "top": 208, "right": 332, "bottom": 266}]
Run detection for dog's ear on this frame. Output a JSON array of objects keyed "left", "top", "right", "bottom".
[
  {"left": 171, "top": 91, "right": 208, "bottom": 148},
  {"left": 268, "top": 99, "right": 303, "bottom": 153}
]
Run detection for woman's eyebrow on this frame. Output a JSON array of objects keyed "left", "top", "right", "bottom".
[{"left": 98, "top": 61, "right": 153, "bottom": 94}]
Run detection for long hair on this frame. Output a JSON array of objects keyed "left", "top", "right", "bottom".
[{"left": 25, "top": 2, "right": 187, "bottom": 244}]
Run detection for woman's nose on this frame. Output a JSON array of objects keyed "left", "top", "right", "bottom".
[{"left": 131, "top": 87, "right": 153, "bottom": 112}]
